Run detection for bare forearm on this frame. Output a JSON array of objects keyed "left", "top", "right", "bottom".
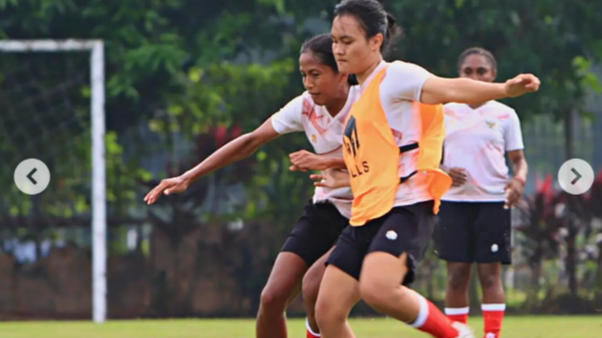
[
  {"left": 422, "top": 77, "right": 507, "bottom": 105},
  {"left": 422, "top": 73, "right": 540, "bottom": 105},
  {"left": 444, "top": 78, "right": 506, "bottom": 104},
  {"left": 513, "top": 158, "right": 528, "bottom": 181},
  {"left": 327, "top": 157, "right": 347, "bottom": 169},
  {"left": 181, "top": 134, "right": 261, "bottom": 184}
]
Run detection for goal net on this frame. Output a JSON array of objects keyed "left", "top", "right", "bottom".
[{"left": 0, "top": 40, "right": 106, "bottom": 323}]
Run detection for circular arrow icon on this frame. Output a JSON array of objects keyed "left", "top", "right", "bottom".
[
  {"left": 14, "top": 159, "right": 51, "bottom": 195},
  {"left": 558, "top": 158, "right": 594, "bottom": 195}
]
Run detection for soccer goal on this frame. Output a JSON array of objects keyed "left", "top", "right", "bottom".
[{"left": 0, "top": 40, "right": 106, "bottom": 323}]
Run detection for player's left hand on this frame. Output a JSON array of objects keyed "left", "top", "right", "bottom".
[
  {"left": 504, "top": 73, "right": 541, "bottom": 98},
  {"left": 504, "top": 177, "right": 524, "bottom": 208},
  {"left": 289, "top": 150, "right": 331, "bottom": 172},
  {"left": 310, "top": 169, "right": 350, "bottom": 189}
]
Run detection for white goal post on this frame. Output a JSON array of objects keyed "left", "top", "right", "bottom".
[{"left": 0, "top": 40, "right": 107, "bottom": 324}]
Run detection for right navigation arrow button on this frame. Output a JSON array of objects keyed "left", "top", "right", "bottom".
[{"left": 570, "top": 168, "right": 582, "bottom": 185}]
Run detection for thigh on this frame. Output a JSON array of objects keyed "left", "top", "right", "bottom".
[
  {"left": 436, "top": 201, "right": 475, "bottom": 263},
  {"left": 316, "top": 264, "right": 361, "bottom": 319},
  {"left": 366, "top": 201, "right": 431, "bottom": 286},
  {"left": 282, "top": 201, "right": 348, "bottom": 267},
  {"left": 325, "top": 224, "right": 373, "bottom": 281},
  {"left": 361, "top": 251, "right": 412, "bottom": 293},
  {"left": 303, "top": 247, "right": 334, "bottom": 297},
  {"left": 473, "top": 202, "right": 512, "bottom": 265},
  {"left": 262, "top": 251, "right": 307, "bottom": 303}
]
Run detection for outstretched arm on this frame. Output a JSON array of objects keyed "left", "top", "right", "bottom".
[
  {"left": 144, "top": 119, "right": 279, "bottom": 204},
  {"left": 420, "top": 73, "right": 540, "bottom": 105},
  {"left": 181, "top": 119, "right": 279, "bottom": 184}
]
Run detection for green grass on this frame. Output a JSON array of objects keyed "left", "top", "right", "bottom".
[{"left": 0, "top": 316, "right": 600, "bottom": 338}]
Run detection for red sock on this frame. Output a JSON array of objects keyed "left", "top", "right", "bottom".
[
  {"left": 306, "top": 329, "right": 320, "bottom": 338},
  {"left": 306, "top": 317, "right": 320, "bottom": 338},
  {"left": 482, "top": 304, "right": 505, "bottom": 338},
  {"left": 445, "top": 307, "right": 469, "bottom": 324},
  {"left": 410, "top": 295, "right": 461, "bottom": 338}
]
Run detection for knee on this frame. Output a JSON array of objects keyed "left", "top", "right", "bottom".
[
  {"left": 315, "top": 295, "right": 346, "bottom": 331},
  {"left": 302, "top": 273, "right": 321, "bottom": 306},
  {"left": 479, "top": 273, "right": 501, "bottom": 290},
  {"left": 360, "top": 278, "right": 416, "bottom": 315},
  {"left": 447, "top": 267, "right": 470, "bottom": 291},
  {"left": 359, "top": 279, "right": 395, "bottom": 312},
  {"left": 360, "top": 280, "right": 382, "bottom": 309},
  {"left": 259, "top": 285, "right": 288, "bottom": 312}
]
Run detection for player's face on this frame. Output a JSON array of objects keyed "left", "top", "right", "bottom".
[
  {"left": 331, "top": 14, "right": 380, "bottom": 75},
  {"left": 459, "top": 54, "right": 496, "bottom": 82},
  {"left": 299, "top": 51, "right": 345, "bottom": 106}
]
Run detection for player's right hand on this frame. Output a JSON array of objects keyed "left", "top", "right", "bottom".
[
  {"left": 144, "top": 176, "right": 189, "bottom": 205},
  {"left": 448, "top": 167, "right": 467, "bottom": 187}
]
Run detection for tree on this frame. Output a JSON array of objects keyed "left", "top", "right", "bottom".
[{"left": 1, "top": 0, "right": 601, "bottom": 317}]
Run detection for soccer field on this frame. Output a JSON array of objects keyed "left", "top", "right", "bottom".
[{"left": 0, "top": 316, "right": 599, "bottom": 338}]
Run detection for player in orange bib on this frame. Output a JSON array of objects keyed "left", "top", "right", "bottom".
[{"left": 298, "top": 1, "right": 540, "bottom": 338}]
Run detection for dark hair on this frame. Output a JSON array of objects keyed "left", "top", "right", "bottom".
[
  {"left": 333, "top": 0, "right": 398, "bottom": 54},
  {"left": 300, "top": 34, "right": 358, "bottom": 86},
  {"left": 458, "top": 47, "right": 498, "bottom": 70}
]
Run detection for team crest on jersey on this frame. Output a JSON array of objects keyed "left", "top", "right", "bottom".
[
  {"left": 485, "top": 118, "right": 497, "bottom": 129},
  {"left": 311, "top": 134, "right": 317, "bottom": 143}
]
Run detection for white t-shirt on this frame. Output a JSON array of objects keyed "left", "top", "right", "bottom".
[
  {"left": 442, "top": 101, "right": 524, "bottom": 202},
  {"left": 271, "top": 87, "right": 361, "bottom": 218},
  {"left": 360, "top": 60, "right": 435, "bottom": 207}
]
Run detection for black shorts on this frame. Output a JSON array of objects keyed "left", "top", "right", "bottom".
[
  {"left": 325, "top": 201, "right": 435, "bottom": 286},
  {"left": 281, "top": 200, "right": 348, "bottom": 267},
  {"left": 437, "top": 201, "right": 512, "bottom": 264}
]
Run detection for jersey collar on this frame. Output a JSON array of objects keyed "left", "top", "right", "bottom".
[{"left": 359, "top": 60, "right": 387, "bottom": 94}]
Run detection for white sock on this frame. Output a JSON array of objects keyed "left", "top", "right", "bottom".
[
  {"left": 445, "top": 307, "right": 470, "bottom": 315},
  {"left": 481, "top": 303, "right": 506, "bottom": 311},
  {"left": 409, "top": 293, "right": 429, "bottom": 328},
  {"left": 306, "top": 317, "right": 321, "bottom": 337}
]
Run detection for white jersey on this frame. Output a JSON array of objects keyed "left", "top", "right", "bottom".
[
  {"left": 360, "top": 60, "right": 436, "bottom": 207},
  {"left": 271, "top": 87, "right": 361, "bottom": 218},
  {"left": 442, "top": 101, "right": 524, "bottom": 202}
]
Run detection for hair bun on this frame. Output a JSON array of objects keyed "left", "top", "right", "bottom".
[{"left": 386, "top": 12, "right": 397, "bottom": 29}]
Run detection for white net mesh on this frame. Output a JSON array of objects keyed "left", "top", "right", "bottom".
[
  {"left": 0, "top": 51, "right": 92, "bottom": 230},
  {"left": 0, "top": 49, "right": 99, "bottom": 319}
]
